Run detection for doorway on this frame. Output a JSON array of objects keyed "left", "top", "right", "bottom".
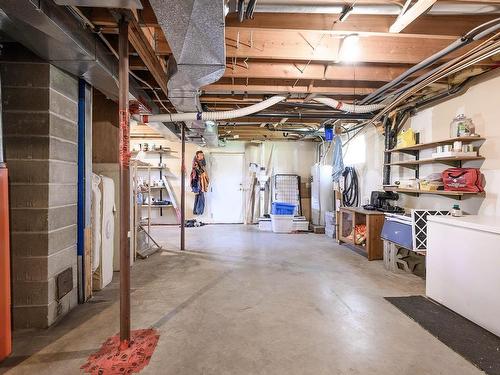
[{"left": 209, "top": 153, "right": 245, "bottom": 223}]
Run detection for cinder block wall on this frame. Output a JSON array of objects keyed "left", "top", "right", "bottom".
[{"left": 1, "top": 47, "right": 79, "bottom": 329}]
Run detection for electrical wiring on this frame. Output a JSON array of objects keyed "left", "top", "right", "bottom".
[
  {"left": 69, "top": 6, "right": 172, "bottom": 115},
  {"left": 129, "top": 71, "right": 171, "bottom": 114}
]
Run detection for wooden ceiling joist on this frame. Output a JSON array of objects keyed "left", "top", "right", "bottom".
[
  {"left": 226, "top": 13, "right": 497, "bottom": 39},
  {"left": 390, "top": 0, "right": 438, "bottom": 33},
  {"left": 125, "top": 16, "right": 169, "bottom": 96},
  {"left": 88, "top": 1, "right": 499, "bottom": 141},
  {"left": 223, "top": 60, "right": 410, "bottom": 82},
  {"left": 203, "top": 83, "right": 375, "bottom": 95},
  {"left": 223, "top": 29, "right": 465, "bottom": 64}
]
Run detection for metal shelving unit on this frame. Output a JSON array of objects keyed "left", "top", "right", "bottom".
[
  {"left": 384, "top": 135, "right": 486, "bottom": 199},
  {"left": 131, "top": 157, "right": 173, "bottom": 258}
]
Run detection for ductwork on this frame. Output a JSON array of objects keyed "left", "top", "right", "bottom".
[
  {"left": 0, "top": 0, "right": 160, "bottom": 117},
  {"left": 312, "top": 97, "right": 384, "bottom": 113},
  {"left": 135, "top": 95, "right": 287, "bottom": 123},
  {"left": 53, "top": 0, "right": 142, "bottom": 8},
  {"left": 148, "top": 0, "right": 226, "bottom": 146}
]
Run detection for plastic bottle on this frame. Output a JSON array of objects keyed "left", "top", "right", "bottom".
[
  {"left": 451, "top": 204, "right": 463, "bottom": 217},
  {"left": 449, "top": 114, "right": 475, "bottom": 138}
]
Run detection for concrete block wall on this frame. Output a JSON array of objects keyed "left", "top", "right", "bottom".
[{"left": 1, "top": 56, "right": 79, "bottom": 328}]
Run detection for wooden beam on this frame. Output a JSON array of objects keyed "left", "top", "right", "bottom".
[
  {"left": 203, "top": 82, "right": 375, "bottom": 95},
  {"left": 223, "top": 29, "right": 463, "bottom": 64},
  {"left": 390, "top": 0, "right": 437, "bottom": 33},
  {"left": 216, "top": 77, "right": 384, "bottom": 89},
  {"left": 127, "top": 14, "right": 169, "bottom": 98},
  {"left": 226, "top": 13, "right": 497, "bottom": 38},
  {"left": 223, "top": 60, "right": 410, "bottom": 82},
  {"left": 129, "top": 56, "right": 148, "bottom": 70}
]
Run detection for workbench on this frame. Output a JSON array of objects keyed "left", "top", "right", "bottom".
[{"left": 338, "top": 207, "right": 385, "bottom": 260}]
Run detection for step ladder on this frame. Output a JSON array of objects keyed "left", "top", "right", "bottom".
[{"left": 162, "top": 175, "right": 181, "bottom": 224}]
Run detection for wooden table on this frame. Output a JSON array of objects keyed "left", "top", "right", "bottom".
[{"left": 338, "top": 207, "right": 385, "bottom": 260}]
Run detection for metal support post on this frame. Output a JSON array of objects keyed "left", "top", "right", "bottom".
[
  {"left": 119, "top": 17, "right": 131, "bottom": 347},
  {"left": 180, "top": 125, "right": 186, "bottom": 250}
]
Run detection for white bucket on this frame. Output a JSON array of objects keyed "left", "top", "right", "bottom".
[{"left": 271, "top": 214, "right": 294, "bottom": 233}]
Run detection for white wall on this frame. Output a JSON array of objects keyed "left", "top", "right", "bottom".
[
  {"left": 355, "top": 72, "right": 500, "bottom": 215},
  {"left": 131, "top": 138, "right": 316, "bottom": 223}
]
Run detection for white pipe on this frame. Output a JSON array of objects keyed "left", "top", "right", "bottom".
[
  {"left": 253, "top": 3, "right": 500, "bottom": 15},
  {"left": 134, "top": 95, "right": 286, "bottom": 123},
  {"left": 313, "top": 97, "right": 385, "bottom": 114}
]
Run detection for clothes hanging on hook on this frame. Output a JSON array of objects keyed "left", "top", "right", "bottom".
[
  {"left": 331, "top": 135, "right": 344, "bottom": 183},
  {"left": 191, "top": 151, "right": 209, "bottom": 215}
]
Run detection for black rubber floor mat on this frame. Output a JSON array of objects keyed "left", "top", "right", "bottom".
[{"left": 385, "top": 295, "right": 500, "bottom": 375}]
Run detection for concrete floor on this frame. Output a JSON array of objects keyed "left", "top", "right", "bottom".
[{"left": 1, "top": 225, "right": 482, "bottom": 374}]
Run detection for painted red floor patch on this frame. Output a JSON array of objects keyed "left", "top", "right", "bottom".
[{"left": 81, "top": 329, "right": 159, "bottom": 374}]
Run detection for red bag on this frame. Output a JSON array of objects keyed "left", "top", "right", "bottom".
[{"left": 442, "top": 168, "right": 484, "bottom": 192}]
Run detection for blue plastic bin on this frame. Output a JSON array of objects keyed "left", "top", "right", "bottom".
[{"left": 271, "top": 202, "right": 296, "bottom": 215}]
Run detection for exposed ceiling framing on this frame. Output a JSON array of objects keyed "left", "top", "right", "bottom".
[{"left": 76, "top": 0, "right": 500, "bottom": 142}]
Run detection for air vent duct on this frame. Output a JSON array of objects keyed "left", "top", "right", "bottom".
[{"left": 148, "top": 0, "right": 226, "bottom": 145}]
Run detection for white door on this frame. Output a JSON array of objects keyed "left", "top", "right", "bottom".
[{"left": 209, "top": 153, "right": 244, "bottom": 223}]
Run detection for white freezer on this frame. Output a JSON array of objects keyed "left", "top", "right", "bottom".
[{"left": 426, "top": 215, "right": 500, "bottom": 337}]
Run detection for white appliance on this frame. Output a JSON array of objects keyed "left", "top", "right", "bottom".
[
  {"left": 93, "top": 163, "right": 134, "bottom": 270},
  {"left": 427, "top": 215, "right": 500, "bottom": 337},
  {"left": 311, "top": 163, "right": 333, "bottom": 226},
  {"left": 91, "top": 174, "right": 102, "bottom": 273},
  {"left": 91, "top": 174, "right": 116, "bottom": 291}
]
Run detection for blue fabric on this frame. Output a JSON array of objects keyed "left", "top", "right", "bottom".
[
  {"left": 331, "top": 135, "right": 344, "bottom": 182},
  {"left": 193, "top": 192, "right": 205, "bottom": 215}
]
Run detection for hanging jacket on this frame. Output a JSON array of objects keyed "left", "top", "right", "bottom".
[
  {"left": 331, "top": 135, "right": 344, "bottom": 182},
  {"left": 190, "top": 156, "right": 209, "bottom": 193}
]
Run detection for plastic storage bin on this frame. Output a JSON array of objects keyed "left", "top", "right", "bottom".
[
  {"left": 258, "top": 218, "right": 272, "bottom": 231},
  {"left": 271, "top": 202, "right": 296, "bottom": 215},
  {"left": 271, "top": 214, "right": 294, "bottom": 233}
]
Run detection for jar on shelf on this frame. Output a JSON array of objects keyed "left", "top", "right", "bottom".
[{"left": 449, "top": 114, "right": 475, "bottom": 138}]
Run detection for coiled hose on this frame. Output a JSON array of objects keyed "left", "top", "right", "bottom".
[{"left": 342, "top": 166, "right": 359, "bottom": 207}]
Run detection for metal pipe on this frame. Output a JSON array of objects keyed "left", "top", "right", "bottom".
[
  {"left": 118, "top": 17, "right": 131, "bottom": 348},
  {"left": 250, "top": 112, "right": 373, "bottom": 120},
  {"left": 414, "top": 79, "right": 472, "bottom": 110},
  {"left": 245, "top": 0, "right": 257, "bottom": 19},
  {"left": 237, "top": 0, "right": 245, "bottom": 22},
  {"left": 361, "top": 17, "right": 500, "bottom": 104},
  {"left": 252, "top": 3, "right": 500, "bottom": 15},
  {"left": 253, "top": 4, "right": 402, "bottom": 15},
  {"left": 180, "top": 125, "right": 186, "bottom": 251},
  {"left": 382, "top": 115, "right": 391, "bottom": 185},
  {"left": 388, "top": 31, "right": 500, "bottom": 100}
]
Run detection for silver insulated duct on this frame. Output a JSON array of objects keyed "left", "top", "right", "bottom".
[{"left": 148, "top": 0, "right": 226, "bottom": 145}]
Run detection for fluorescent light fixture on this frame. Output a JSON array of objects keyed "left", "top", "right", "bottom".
[
  {"left": 339, "top": 4, "right": 354, "bottom": 22},
  {"left": 339, "top": 34, "right": 360, "bottom": 63}
]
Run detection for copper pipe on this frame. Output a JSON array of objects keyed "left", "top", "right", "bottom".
[
  {"left": 118, "top": 17, "right": 131, "bottom": 347},
  {"left": 180, "top": 125, "right": 186, "bottom": 251}
]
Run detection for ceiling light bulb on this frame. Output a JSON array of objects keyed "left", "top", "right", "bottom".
[{"left": 339, "top": 34, "right": 360, "bottom": 63}]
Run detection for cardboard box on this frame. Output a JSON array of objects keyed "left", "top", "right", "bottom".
[
  {"left": 301, "top": 197, "right": 311, "bottom": 221},
  {"left": 300, "top": 181, "right": 311, "bottom": 198}
]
